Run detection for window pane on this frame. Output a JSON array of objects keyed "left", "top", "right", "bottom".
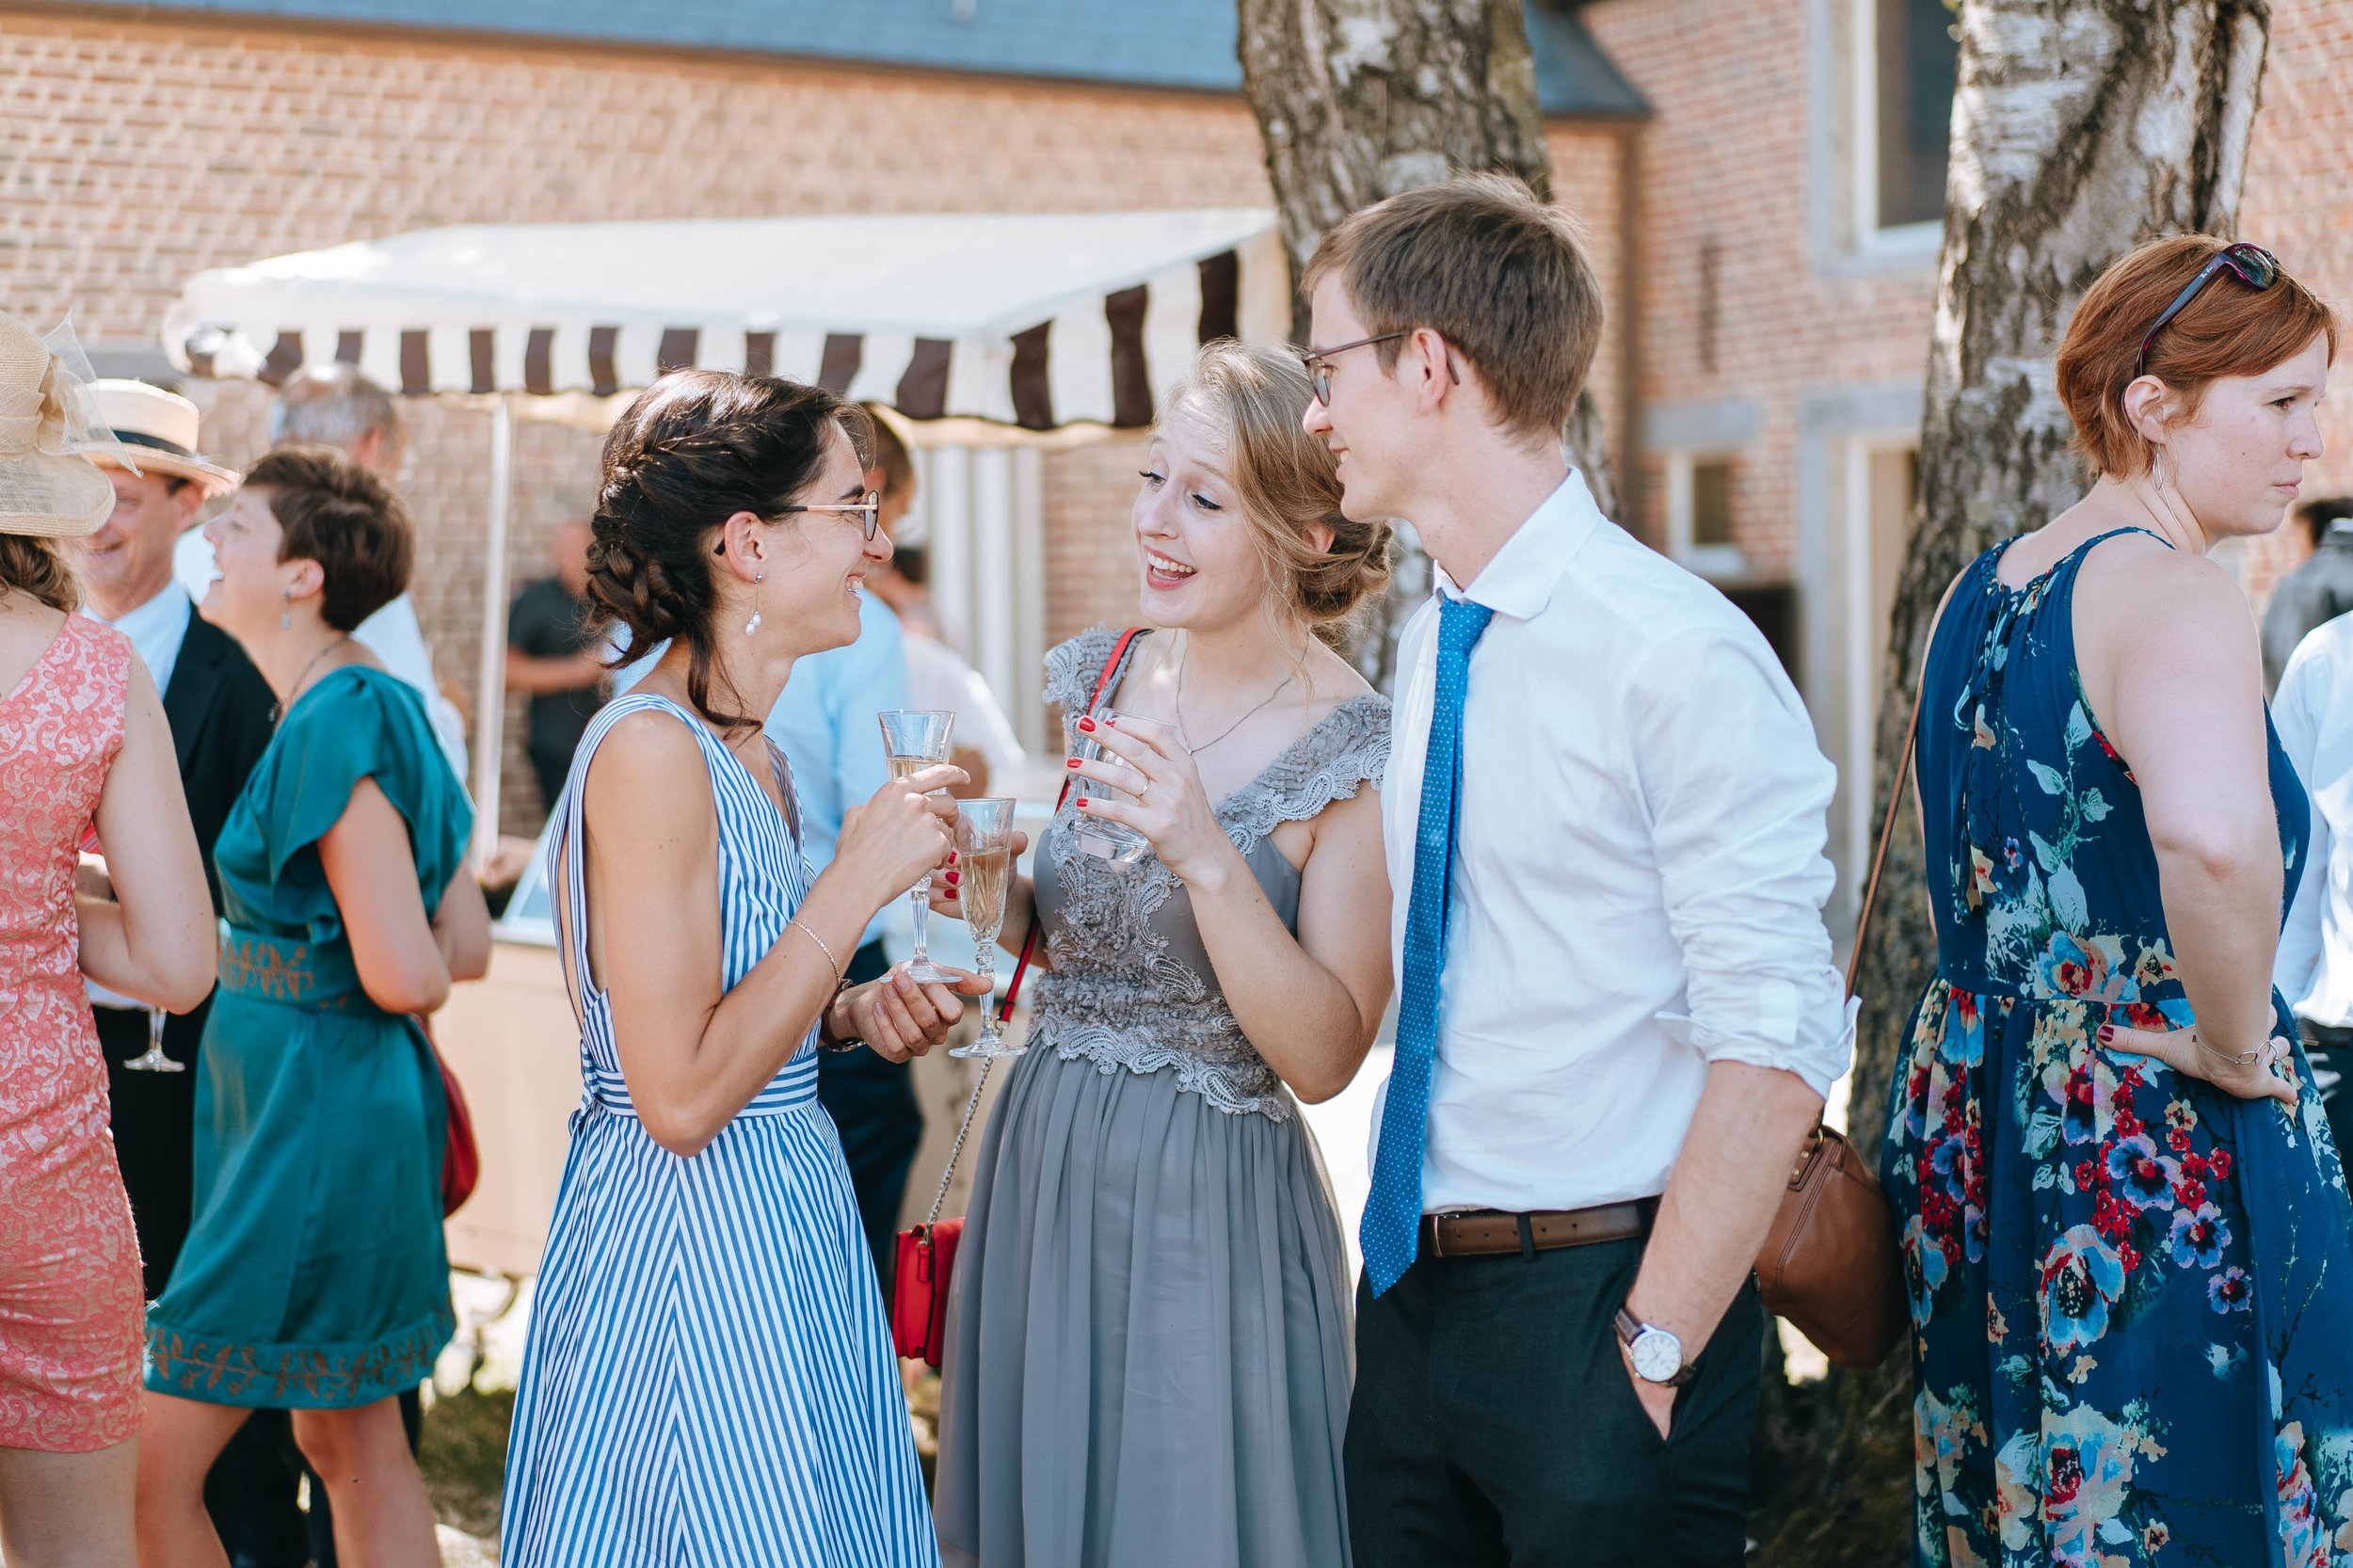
[
  {"left": 1693, "top": 459, "right": 1735, "bottom": 547},
  {"left": 1877, "top": 0, "right": 1958, "bottom": 229}
]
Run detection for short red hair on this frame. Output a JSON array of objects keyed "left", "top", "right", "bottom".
[{"left": 2057, "top": 235, "right": 2337, "bottom": 478}]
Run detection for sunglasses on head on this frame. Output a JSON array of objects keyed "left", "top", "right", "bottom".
[{"left": 2135, "top": 243, "right": 2281, "bottom": 379}]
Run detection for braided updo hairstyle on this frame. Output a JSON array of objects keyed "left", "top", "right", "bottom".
[
  {"left": 588, "top": 370, "right": 869, "bottom": 728},
  {"left": 1174, "top": 341, "right": 1394, "bottom": 649}
]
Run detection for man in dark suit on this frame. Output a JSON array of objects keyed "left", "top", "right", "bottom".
[{"left": 78, "top": 380, "right": 295, "bottom": 1567}]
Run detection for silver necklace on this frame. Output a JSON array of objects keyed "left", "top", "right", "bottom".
[
  {"left": 272, "top": 635, "right": 353, "bottom": 722},
  {"left": 1175, "top": 636, "right": 1296, "bottom": 754}
]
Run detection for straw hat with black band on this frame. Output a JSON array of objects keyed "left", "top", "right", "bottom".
[
  {"left": 0, "top": 312, "right": 116, "bottom": 539},
  {"left": 87, "top": 379, "right": 241, "bottom": 498}
]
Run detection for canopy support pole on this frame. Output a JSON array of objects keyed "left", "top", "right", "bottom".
[{"left": 471, "top": 395, "right": 514, "bottom": 867}]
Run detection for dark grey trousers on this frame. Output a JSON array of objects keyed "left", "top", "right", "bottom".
[{"left": 1345, "top": 1234, "right": 1761, "bottom": 1568}]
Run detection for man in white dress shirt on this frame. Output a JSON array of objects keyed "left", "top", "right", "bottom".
[
  {"left": 2268, "top": 612, "right": 2353, "bottom": 1160},
  {"left": 1305, "top": 177, "right": 1849, "bottom": 1564},
  {"left": 172, "top": 363, "right": 470, "bottom": 785}
]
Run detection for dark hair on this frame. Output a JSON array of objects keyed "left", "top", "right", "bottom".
[
  {"left": 2298, "top": 495, "right": 2353, "bottom": 549},
  {"left": 0, "top": 535, "right": 79, "bottom": 614},
  {"left": 247, "top": 445, "right": 412, "bottom": 632},
  {"left": 891, "top": 544, "right": 929, "bottom": 586},
  {"left": 2057, "top": 235, "right": 2338, "bottom": 477},
  {"left": 591, "top": 370, "right": 870, "bottom": 728},
  {"left": 1302, "top": 172, "right": 1604, "bottom": 442},
  {"left": 858, "top": 403, "right": 916, "bottom": 499}
]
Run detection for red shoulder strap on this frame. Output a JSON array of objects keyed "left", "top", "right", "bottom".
[{"left": 997, "top": 627, "right": 1146, "bottom": 1024}]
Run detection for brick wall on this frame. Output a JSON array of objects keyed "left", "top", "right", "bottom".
[
  {"left": 2, "top": 7, "right": 1633, "bottom": 832},
  {"left": 1584, "top": 0, "right": 1942, "bottom": 576}
]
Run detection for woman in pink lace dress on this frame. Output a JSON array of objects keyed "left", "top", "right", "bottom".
[{"left": 0, "top": 312, "right": 211, "bottom": 1567}]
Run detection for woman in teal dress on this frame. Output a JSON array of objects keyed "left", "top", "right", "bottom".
[{"left": 135, "top": 446, "right": 490, "bottom": 1568}]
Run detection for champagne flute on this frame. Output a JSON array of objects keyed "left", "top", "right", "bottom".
[
  {"left": 878, "top": 709, "right": 958, "bottom": 983},
  {"left": 948, "top": 797, "right": 1021, "bottom": 1060},
  {"left": 122, "top": 1004, "right": 184, "bottom": 1074}
]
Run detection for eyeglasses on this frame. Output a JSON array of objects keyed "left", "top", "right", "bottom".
[
  {"left": 712, "top": 489, "right": 882, "bottom": 554},
  {"left": 1302, "top": 330, "right": 1459, "bottom": 405},
  {"left": 2136, "top": 243, "right": 2281, "bottom": 378}
]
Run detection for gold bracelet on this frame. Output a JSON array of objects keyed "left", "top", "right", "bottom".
[{"left": 787, "top": 918, "right": 844, "bottom": 991}]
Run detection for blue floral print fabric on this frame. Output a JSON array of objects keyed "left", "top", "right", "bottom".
[{"left": 1883, "top": 526, "right": 2353, "bottom": 1567}]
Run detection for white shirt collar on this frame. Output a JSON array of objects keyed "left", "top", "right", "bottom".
[
  {"left": 90, "top": 582, "right": 193, "bottom": 695},
  {"left": 1433, "top": 470, "right": 1606, "bottom": 620}
]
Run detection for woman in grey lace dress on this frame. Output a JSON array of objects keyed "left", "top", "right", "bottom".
[{"left": 932, "top": 344, "right": 1396, "bottom": 1568}]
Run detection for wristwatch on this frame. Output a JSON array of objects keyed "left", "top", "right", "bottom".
[
  {"left": 819, "top": 975, "right": 864, "bottom": 1053},
  {"left": 1613, "top": 1307, "right": 1696, "bottom": 1387}
]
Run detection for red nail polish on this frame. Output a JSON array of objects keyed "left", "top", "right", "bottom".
[
  {"left": 1066, "top": 758, "right": 1081, "bottom": 768},
  {"left": 2096, "top": 1025, "right": 2114, "bottom": 1045},
  {"left": 948, "top": 850, "right": 958, "bottom": 864},
  {"left": 1077, "top": 717, "right": 1096, "bottom": 732}
]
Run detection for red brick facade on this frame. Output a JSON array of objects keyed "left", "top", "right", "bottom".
[{"left": 7, "top": 0, "right": 2348, "bottom": 846}]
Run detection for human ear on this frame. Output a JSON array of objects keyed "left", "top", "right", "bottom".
[
  {"left": 2121, "top": 376, "right": 2176, "bottom": 446},
  {"left": 1304, "top": 520, "right": 1336, "bottom": 554}
]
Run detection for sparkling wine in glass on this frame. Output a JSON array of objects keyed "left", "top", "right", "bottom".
[
  {"left": 122, "top": 1005, "right": 184, "bottom": 1073},
  {"left": 878, "top": 709, "right": 958, "bottom": 983},
  {"left": 949, "top": 797, "right": 1022, "bottom": 1060}
]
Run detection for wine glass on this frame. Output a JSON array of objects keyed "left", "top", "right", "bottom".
[
  {"left": 877, "top": 709, "right": 958, "bottom": 983},
  {"left": 948, "top": 797, "right": 1021, "bottom": 1060},
  {"left": 1065, "top": 708, "right": 1151, "bottom": 867},
  {"left": 122, "top": 1005, "right": 184, "bottom": 1074}
]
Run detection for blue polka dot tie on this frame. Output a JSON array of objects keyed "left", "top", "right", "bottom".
[{"left": 1362, "top": 595, "right": 1493, "bottom": 1298}]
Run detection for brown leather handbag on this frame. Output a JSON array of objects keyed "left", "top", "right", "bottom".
[{"left": 1751, "top": 697, "right": 1920, "bottom": 1369}]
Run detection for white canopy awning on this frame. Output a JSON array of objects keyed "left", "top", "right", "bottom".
[{"left": 162, "top": 209, "right": 1290, "bottom": 428}]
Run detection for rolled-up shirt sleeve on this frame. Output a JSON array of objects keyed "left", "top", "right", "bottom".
[{"left": 1628, "top": 625, "right": 1849, "bottom": 1096}]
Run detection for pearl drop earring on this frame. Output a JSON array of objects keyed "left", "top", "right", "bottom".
[{"left": 745, "top": 570, "right": 765, "bottom": 636}]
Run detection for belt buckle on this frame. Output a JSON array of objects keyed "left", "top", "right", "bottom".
[{"left": 1428, "top": 1209, "right": 1479, "bottom": 1260}]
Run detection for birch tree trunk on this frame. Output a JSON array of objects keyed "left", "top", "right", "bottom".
[
  {"left": 1754, "top": 1, "right": 2269, "bottom": 1560},
  {"left": 1235, "top": 0, "right": 1615, "bottom": 683}
]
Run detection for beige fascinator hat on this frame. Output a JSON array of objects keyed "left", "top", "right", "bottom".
[
  {"left": 0, "top": 312, "right": 117, "bottom": 539},
  {"left": 88, "top": 379, "right": 241, "bottom": 497}
]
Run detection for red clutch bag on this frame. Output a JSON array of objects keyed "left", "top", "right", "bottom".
[{"left": 888, "top": 626, "right": 1145, "bottom": 1367}]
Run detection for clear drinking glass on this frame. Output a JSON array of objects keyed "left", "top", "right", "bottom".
[
  {"left": 1066, "top": 708, "right": 1151, "bottom": 867},
  {"left": 948, "top": 797, "right": 1022, "bottom": 1060},
  {"left": 878, "top": 709, "right": 959, "bottom": 983},
  {"left": 121, "top": 1005, "right": 184, "bottom": 1073}
]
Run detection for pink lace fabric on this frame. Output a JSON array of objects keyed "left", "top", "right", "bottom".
[{"left": 0, "top": 614, "right": 143, "bottom": 1451}]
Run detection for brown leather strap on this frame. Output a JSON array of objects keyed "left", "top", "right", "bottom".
[
  {"left": 1418, "top": 1199, "right": 1657, "bottom": 1259},
  {"left": 1844, "top": 685, "right": 1925, "bottom": 1000}
]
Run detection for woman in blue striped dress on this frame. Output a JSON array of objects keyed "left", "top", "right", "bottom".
[{"left": 502, "top": 371, "right": 984, "bottom": 1565}]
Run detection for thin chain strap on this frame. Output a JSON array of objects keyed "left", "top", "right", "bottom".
[{"left": 925, "top": 1059, "right": 993, "bottom": 1226}]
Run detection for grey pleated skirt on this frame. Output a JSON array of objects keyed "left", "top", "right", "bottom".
[{"left": 932, "top": 1043, "right": 1355, "bottom": 1568}]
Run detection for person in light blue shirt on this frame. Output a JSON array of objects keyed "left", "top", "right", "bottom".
[{"left": 765, "top": 585, "right": 922, "bottom": 1289}]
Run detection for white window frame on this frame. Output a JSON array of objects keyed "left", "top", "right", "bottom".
[
  {"left": 1850, "top": 0, "right": 1945, "bottom": 258},
  {"left": 1662, "top": 447, "right": 1748, "bottom": 581}
]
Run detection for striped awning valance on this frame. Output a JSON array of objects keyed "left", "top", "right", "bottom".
[{"left": 161, "top": 210, "right": 1289, "bottom": 429}]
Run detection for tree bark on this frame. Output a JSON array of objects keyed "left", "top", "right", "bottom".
[
  {"left": 1753, "top": 2, "right": 2269, "bottom": 1560},
  {"left": 1235, "top": 0, "right": 1614, "bottom": 682}
]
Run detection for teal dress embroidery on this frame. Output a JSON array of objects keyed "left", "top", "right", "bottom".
[
  {"left": 146, "top": 666, "right": 468, "bottom": 1409},
  {"left": 1884, "top": 528, "right": 2353, "bottom": 1566}
]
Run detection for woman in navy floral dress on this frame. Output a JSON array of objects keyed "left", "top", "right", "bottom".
[{"left": 1886, "top": 235, "right": 2353, "bottom": 1567}]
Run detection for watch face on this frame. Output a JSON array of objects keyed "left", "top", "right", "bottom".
[{"left": 1630, "top": 1327, "right": 1684, "bottom": 1384}]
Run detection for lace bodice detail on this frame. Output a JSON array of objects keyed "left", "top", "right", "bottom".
[{"left": 1028, "top": 627, "right": 1391, "bottom": 1119}]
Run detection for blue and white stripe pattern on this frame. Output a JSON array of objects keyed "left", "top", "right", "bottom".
[{"left": 501, "top": 693, "right": 937, "bottom": 1567}]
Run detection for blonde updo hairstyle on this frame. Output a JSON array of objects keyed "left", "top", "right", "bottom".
[{"left": 1170, "top": 341, "right": 1394, "bottom": 649}]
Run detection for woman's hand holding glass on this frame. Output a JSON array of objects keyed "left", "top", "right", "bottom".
[
  {"left": 830, "top": 961, "right": 988, "bottom": 1064},
  {"left": 1066, "top": 713, "right": 1234, "bottom": 886},
  {"left": 823, "top": 763, "right": 986, "bottom": 1059}
]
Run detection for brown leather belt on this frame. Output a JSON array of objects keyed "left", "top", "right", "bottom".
[{"left": 1418, "top": 1198, "right": 1657, "bottom": 1260}]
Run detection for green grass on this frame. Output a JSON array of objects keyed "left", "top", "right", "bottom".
[{"left": 418, "top": 1384, "right": 514, "bottom": 1542}]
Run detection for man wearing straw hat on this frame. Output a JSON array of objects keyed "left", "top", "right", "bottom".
[{"left": 73, "top": 379, "right": 308, "bottom": 1566}]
